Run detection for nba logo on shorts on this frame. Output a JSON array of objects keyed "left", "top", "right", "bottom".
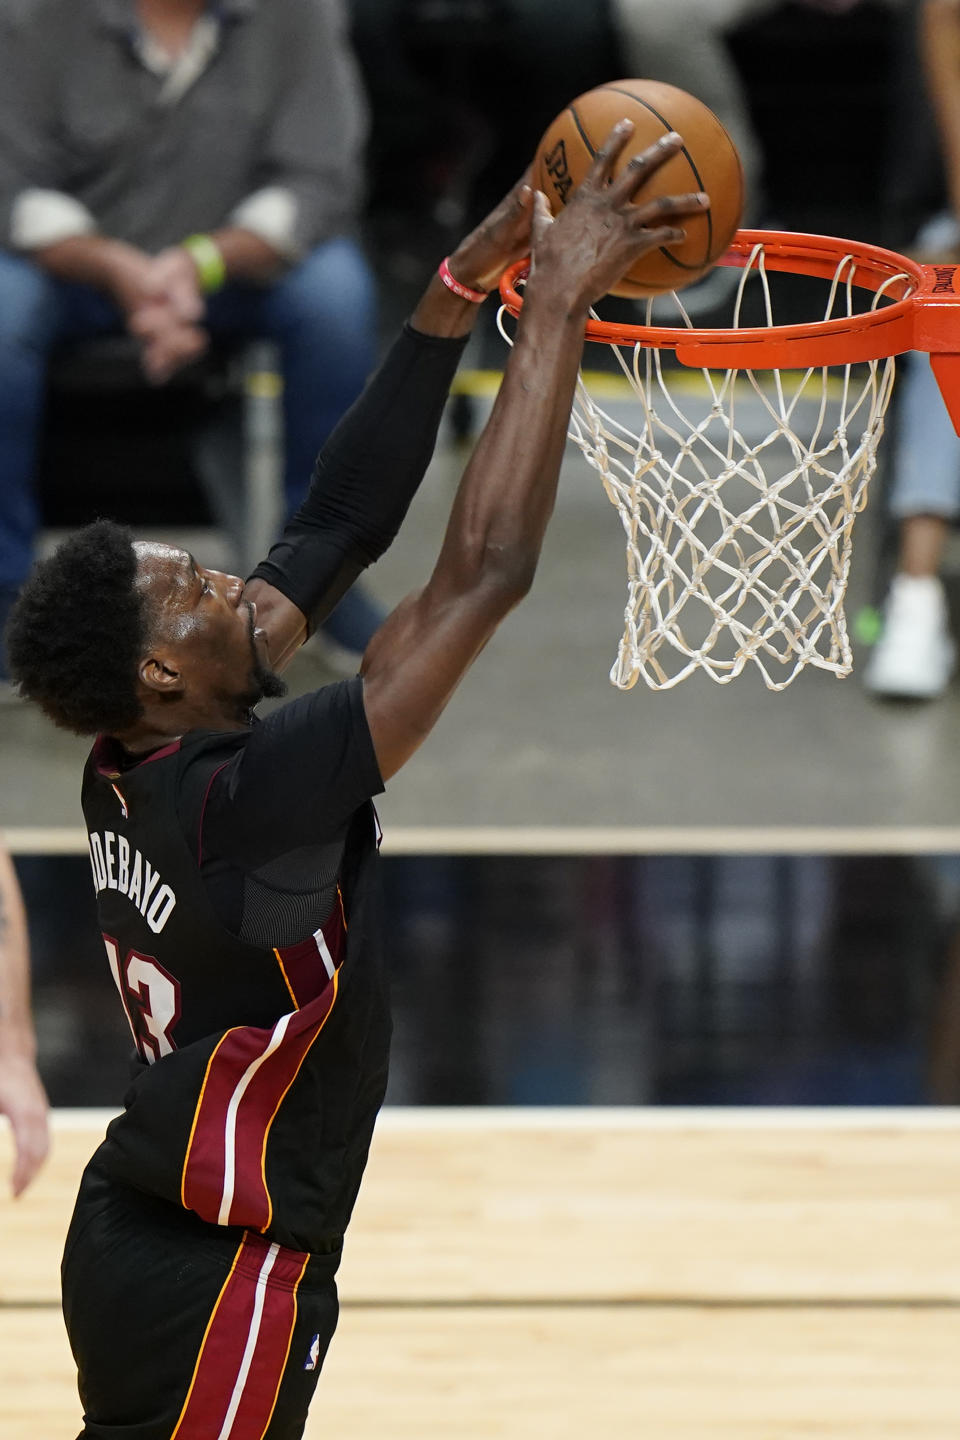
[{"left": 304, "top": 1334, "right": 321, "bottom": 1372}]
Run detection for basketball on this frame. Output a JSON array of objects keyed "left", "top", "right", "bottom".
[{"left": 534, "top": 79, "right": 744, "bottom": 298}]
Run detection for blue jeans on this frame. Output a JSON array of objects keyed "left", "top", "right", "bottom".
[
  {"left": 889, "top": 351, "right": 960, "bottom": 522},
  {"left": 0, "top": 238, "right": 377, "bottom": 591}
]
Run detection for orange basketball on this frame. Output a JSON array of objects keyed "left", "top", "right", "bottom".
[{"left": 534, "top": 79, "right": 744, "bottom": 298}]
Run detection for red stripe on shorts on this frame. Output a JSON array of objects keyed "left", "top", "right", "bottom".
[{"left": 172, "top": 1231, "right": 309, "bottom": 1440}]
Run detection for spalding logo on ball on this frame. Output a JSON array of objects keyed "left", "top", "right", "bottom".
[{"left": 535, "top": 79, "right": 744, "bottom": 298}]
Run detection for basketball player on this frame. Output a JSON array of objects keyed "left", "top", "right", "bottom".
[{"left": 6, "top": 125, "right": 707, "bottom": 1438}]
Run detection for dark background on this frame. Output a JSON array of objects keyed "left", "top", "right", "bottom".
[{"left": 17, "top": 850, "right": 957, "bottom": 1109}]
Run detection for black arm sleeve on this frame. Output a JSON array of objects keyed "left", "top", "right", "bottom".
[{"left": 247, "top": 321, "right": 469, "bottom": 633}]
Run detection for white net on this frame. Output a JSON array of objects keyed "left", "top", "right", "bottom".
[{"left": 500, "top": 244, "right": 904, "bottom": 691}]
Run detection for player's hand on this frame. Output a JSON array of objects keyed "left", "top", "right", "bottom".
[
  {"left": 445, "top": 170, "right": 536, "bottom": 295},
  {"left": 0, "top": 1052, "right": 49, "bottom": 1198},
  {"left": 527, "top": 121, "right": 710, "bottom": 315}
]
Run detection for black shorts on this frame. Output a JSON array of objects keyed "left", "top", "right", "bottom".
[{"left": 62, "top": 1162, "right": 341, "bottom": 1440}]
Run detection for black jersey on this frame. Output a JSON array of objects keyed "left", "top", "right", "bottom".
[{"left": 80, "top": 678, "right": 390, "bottom": 1254}]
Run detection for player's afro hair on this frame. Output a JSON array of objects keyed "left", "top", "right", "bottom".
[{"left": 6, "top": 519, "right": 147, "bottom": 736}]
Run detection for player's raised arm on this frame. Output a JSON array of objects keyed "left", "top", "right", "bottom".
[
  {"left": 360, "top": 124, "right": 709, "bottom": 780},
  {"left": 243, "top": 175, "right": 538, "bottom": 670}
]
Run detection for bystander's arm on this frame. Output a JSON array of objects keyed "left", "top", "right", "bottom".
[
  {"left": 0, "top": 844, "right": 49, "bottom": 1198},
  {"left": 30, "top": 233, "right": 160, "bottom": 313},
  {"left": 28, "top": 233, "right": 210, "bottom": 382},
  {"left": 922, "top": 0, "right": 960, "bottom": 234},
  {"left": 203, "top": 227, "right": 284, "bottom": 284}
]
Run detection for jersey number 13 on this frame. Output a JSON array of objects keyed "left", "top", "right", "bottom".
[{"left": 102, "top": 934, "right": 182, "bottom": 1063}]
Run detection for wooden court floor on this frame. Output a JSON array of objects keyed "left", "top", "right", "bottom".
[{"left": 2, "top": 1109, "right": 959, "bottom": 1437}]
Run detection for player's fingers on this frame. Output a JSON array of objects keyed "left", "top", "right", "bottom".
[
  {"left": 515, "top": 180, "right": 535, "bottom": 214},
  {"left": 481, "top": 166, "right": 535, "bottom": 237},
  {"left": 500, "top": 181, "right": 535, "bottom": 240},
  {"left": 508, "top": 164, "right": 534, "bottom": 199},
  {"left": 614, "top": 132, "right": 686, "bottom": 201},
  {"left": 584, "top": 118, "right": 636, "bottom": 187},
  {"left": 636, "top": 226, "right": 688, "bottom": 252},
  {"left": 630, "top": 192, "right": 710, "bottom": 229},
  {"left": 529, "top": 190, "right": 555, "bottom": 248}
]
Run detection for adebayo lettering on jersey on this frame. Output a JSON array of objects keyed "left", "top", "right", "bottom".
[{"left": 87, "top": 829, "right": 177, "bottom": 935}]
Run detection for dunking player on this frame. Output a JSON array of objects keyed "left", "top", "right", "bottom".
[{"left": 6, "top": 125, "right": 707, "bottom": 1438}]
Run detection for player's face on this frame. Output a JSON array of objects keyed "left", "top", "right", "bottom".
[{"left": 134, "top": 543, "right": 286, "bottom": 719}]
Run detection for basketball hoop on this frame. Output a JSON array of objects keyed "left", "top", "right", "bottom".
[{"left": 498, "top": 231, "right": 960, "bottom": 691}]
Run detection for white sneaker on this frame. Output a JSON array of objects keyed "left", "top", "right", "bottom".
[{"left": 863, "top": 574, "right": 956, "bottom": 699}]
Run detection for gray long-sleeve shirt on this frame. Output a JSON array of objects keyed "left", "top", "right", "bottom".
[{"left": 0, "top": 0, "right": 369, "bottom": 260}]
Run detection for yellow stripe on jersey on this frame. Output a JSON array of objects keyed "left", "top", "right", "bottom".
[{"left": 273, "top": 948, "right": 299, "bottom": 1009}]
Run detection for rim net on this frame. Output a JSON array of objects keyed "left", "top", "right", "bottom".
[{"left": 498, "top": 243, "right": 904, "bottom": 691}]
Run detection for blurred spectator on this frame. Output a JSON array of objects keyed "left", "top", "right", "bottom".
[
  {"left": 611, "top": 0, "right": 889, "bottom": 230},
  {"left": 610, "top": 0, "right": 771, "bottom": 223},
  {"left": 0, "top": 841, "right": 49, "bottom": 1196},
  {"left": 865, "top": 0, "right": 960, "bottom": 699},
  {"left": 0, "top": 0, "right": 383, "bottom": 694},
  {"left": 351, "top": 0, "right": 620, "bottom": 272}
]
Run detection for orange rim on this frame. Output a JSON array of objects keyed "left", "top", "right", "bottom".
[{"left": 498, "top": 230, "right": 960, "bottom": 371}]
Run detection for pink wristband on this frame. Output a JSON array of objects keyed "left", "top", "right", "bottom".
[{"left": 439, "top": 256, "right": 487, "bottom": 303}]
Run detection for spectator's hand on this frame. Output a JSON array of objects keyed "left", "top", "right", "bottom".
[
  {"left": 445, "top": 169, "right": 536, "bottom": 295},
  {"left": 149, "top": 246, "right": 206, "bottom": 325},
  {"left": 97, "top": 244, "right": 208, "bottom": 383},
  {"left": 0, "top": 1052, "right": 49, "bottom": 1198},
  {"left": 128, "top": 305, "right": 210, "bottom": 385},
  {"left": 99, "top": 244, "right": 167, "bottom": 320}
]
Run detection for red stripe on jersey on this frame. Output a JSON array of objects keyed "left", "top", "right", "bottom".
[
  {"left": 273, "top": 892, "right": 346, "bottom": 1007},
  {"left": 172, "top": 1231, "right": 308, "bottom": 1440},
  {"left": 181, "top": 975, "right": 339, "bottom": 1230}
]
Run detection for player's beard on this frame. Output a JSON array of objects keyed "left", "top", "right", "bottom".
[
  {"left": 238, "top": 604, "right": 287, "bottom": 712},
  {"left": 250, "top": 657, "right": 287, "bottom": 703}
]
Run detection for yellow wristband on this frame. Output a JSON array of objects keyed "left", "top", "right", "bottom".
[{"left": 182, "top": 233, "right": 227, "bottom": 295}]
